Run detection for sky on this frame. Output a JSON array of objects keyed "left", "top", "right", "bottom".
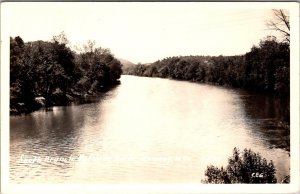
[{"left": 2, "top": 2, "right": 287, "bottom": 64}]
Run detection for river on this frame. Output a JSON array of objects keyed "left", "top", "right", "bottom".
[{"left": 10, "top": 75, "right": 290, "bottom": 183}]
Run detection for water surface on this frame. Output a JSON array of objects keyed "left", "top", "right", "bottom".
[{"left": 10, "top": 75, "right": 290, "bottom": 183}]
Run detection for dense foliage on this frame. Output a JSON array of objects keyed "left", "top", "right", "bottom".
[
  {"left": 202, "top": 148, "right": 277, "bottom": 183},
  {"left": 10, "top": 35, "right": 122, "bottom": 114},
  {"left": 124, "top": 36, "right": 289, "bottom": 96}
]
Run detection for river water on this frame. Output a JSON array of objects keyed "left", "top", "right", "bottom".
[{"left": 10, "top": 75, "right": 290, "bottom": 183}]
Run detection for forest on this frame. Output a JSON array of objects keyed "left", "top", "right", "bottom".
[
  {"left": 10, "top": 34, "right": 122, "bottom": 114},
  {"left": 124, "top": 36, "right": 289, "bottom": 96}
]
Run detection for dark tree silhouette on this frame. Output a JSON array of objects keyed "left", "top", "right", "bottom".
[
  {"left": 10, "top": 34, "right": 122, "bottom": 114},
  {"left": 202, "top": 148, "right": 278, "bottom": 184}
]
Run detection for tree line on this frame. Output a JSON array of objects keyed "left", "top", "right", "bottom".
[
  {"left": 124, "top": 36, "right": 289, "bottom": 97},
  {"left": 10, "top": 33, "right": 122, "bottom": 114}
]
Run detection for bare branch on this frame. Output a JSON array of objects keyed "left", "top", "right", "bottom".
[{"left": 266, "top": 9, "right": 290, "bottom": 43}]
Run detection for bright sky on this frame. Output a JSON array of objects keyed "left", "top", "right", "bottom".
[{"left": 2, "top": 2, "right": 288, "bottom": 63}]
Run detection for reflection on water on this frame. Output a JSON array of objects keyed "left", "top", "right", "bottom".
[
  {"left": 10, "top": 106, "right": 86, "bottom": 183},
  {"left": 10, "top": 75, "right": 289, "bottom": 183},
  {"left": 241, "top": 93, "right": 290, "bottom": 151},
  {"left": 243, "top": 93, "right": 289, "bottom": 120}
]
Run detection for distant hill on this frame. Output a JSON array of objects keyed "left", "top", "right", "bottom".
[{"left": 117, "top": 58, "right": 136, "bottom": 71}]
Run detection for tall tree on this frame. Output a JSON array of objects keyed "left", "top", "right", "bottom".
[
  {"left": 266, "top": 9, "right": 290, "bottom": 43},
  {"left": 52, "top": 31, "right": 69, "bottom": 45}
]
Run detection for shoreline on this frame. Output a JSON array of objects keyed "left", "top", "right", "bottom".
[{"left": 10, "top": 81, "right": 120, "bottom": 116}]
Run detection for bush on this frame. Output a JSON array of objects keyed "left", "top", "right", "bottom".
[{"left": 202, "top": 147, "right": 277, "bottom": 183}]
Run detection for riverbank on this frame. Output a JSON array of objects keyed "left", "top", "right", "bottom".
[
  {"left": 10, "top": 81, "right": 120, "bottom": 116},
  {"left": 10, "top": 35, "right": 123, "bottom": 116},
  {"left": 124, "top": 37, "right": 289, "bottom": 97}
]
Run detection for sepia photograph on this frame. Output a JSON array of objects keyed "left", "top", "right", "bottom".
[{"left": 1, "top": 2, "right": 299, "bottom": 194}]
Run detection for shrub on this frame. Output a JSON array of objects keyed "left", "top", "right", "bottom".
[{"left": 202, "top": 147, "right": 277, "bottom": 183}]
